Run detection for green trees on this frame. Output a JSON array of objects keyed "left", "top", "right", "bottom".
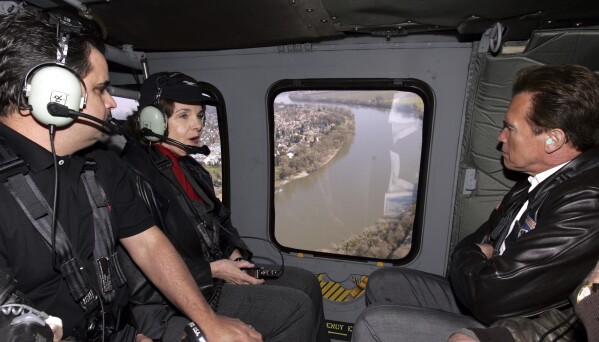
[
  {"left": 274, "top": 104, "right": 355, "bottom": 185},
  {"left": 326, "top": 204, "right": 415, "bottom": 259}
]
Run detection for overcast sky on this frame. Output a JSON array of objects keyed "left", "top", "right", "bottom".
[{"left": 112, "top": 97, "right": 139, "bottom": 120}]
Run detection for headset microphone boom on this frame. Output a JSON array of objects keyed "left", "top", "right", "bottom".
[
  {"left": 46, "top": 102, "right": 122, "bottom": 135},
  {"left": 139, "top": 127, "right": 211, "bottom": 156}
]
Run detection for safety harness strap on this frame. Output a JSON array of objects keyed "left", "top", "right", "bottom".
[
  {"left": 0, "top": 145, "right": 99, "bottom": 315},
  {"left": 81, "top": 161, "right": 127, "bottom": 301},
  {"left": 154, "top": 155, "right": 221, "bottom": 259},
  {"left": 0, "top": 143, "right": 123, "bottom": 315}
]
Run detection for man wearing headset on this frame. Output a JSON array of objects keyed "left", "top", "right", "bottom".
[
  {"left": 117, "top": 71, "right": 328, "bottom": 341},
  {"left": 0, "top": 7, "right": 261, "bottom": 342}
]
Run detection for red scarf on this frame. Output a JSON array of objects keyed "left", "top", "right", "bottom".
[{"left": 155, "top": 144, "right": 203, "bottom": 203}]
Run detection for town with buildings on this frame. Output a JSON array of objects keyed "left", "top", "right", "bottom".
[{"left": 273, "top": 103, "right": 355, "bottom": 185}]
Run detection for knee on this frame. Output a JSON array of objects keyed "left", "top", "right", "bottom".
[
  {"left": 365, "top": 268, "right": 385, "bottom": 289},
  {"left": 365, "top": 267, "right": 424, "bottom": 306},
  {"left": 367, "top": 266, "right": 412, "bottom": 285},
  {"left": 303, "top": 272, "right": 322, "bottom": 298},
  {"left": 352, "top": 306, "right": 383, "bottom": 342},
  {"left": 284, "top": 267, "right": 322, "bottom": 298},
  {"left": 291, "top": 292, "right": 317, "bottom": 326},
  {"left": 365, "top": 267, "right": 399, "bottom": 304},
  {"left": 367, "top": 267, "right": 409, "bottom": 293}
]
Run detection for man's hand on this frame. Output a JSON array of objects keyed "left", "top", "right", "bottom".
[
  {"left": 476, "top": 243, "right": 494, "bottom": 259},
  {"left": 203, "top": 315, "right": 262, "bottom": 342},
  {"left": 447, "top": 332, "right": 478, "bottom": 342},
  {"left": 589, "top": 260, "right": 599, "bottom": 284},
  {"left": 135, "top": 334, "right": 153, "bottom": 342},
  {"left": 210, "top": 259, "right": 265, "bottom": 285}
]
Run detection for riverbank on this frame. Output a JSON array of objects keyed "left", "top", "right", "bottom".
[
  {"left": 288, "top": 90, "right": 424, "bottom": 115},
  {"left": 275, "top": 145, "right": 341, "bottom": 187},
  {"left": 274, "top": 103, "right": 355, "bottom": 187}
]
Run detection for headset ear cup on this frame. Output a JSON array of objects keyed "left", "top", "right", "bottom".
[
  {"left": 27, "top": 66, "right": 83, "bottom": 127},
  {"left": 139, "top": 105, "right": 167, "bottom": 142}
]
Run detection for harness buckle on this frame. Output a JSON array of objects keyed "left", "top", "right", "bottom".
[{"left": 0, "top": 158, "right": 29, "bottom": 182}]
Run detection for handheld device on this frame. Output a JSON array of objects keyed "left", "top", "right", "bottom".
[{"left": 243, "top": 266, "right": 283, "bottom": 279}]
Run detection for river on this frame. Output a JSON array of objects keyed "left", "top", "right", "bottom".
[{"left": 274, "top": 92, "right": 422, "bottom": 252}]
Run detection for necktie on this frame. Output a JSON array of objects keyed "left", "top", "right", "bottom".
[
  {"left": 504, "top": 186, "right": 536, "bottom": 249},
  {"left": 490, "top": 181, "right": 530, "bottom": 247}
]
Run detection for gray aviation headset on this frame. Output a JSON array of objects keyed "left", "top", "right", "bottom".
[
  {"left": 19, "top": 62, "right": 87, "bottom": 127},
  {"left": 138, "top": 74, "right": 172, "bottom": 142},
  {"left": 18, "top": 27, "right": 87, "bottom": 127},
  {"left": 138, "top": 104, "right": 168, "bottom": 142}
]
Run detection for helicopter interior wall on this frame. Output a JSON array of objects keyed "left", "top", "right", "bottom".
[
  {"left": 105, "top": 27, "right": 599, "bottom": 334},
  {"left": 108, "top": 37, "right": 471, "bottom": 330},
  {"left": 108, "top": 38, "right": 473, "bottom": 275},
  {"left": 452, "top": 29, "right": 599, "bottom": 251}
]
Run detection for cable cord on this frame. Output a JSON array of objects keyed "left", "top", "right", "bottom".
[
  {"left": 49, "top": 125, "right": 59, "bottom": 270},
  {"left": 48, "top": 127, "right": 106, "bottom": 342}
]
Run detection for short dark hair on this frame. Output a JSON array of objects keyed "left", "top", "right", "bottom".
[
  {"left": 156, "top": 98, "right": 176, "bottom": 119},
  {"left": 513, "top": 64, "right": 599, "bottom": 151},
  {"left": 0, "top": 7, "right": 105, "bottom": 117}
]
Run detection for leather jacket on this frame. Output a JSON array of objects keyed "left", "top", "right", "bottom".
[
  {"left": 465, "top": 262, "right": 599, "bottom": 342},
  {"left": 118, "top": 139, "right": 251, "bottom": 305},
  {"left": 450, "top": 147, "right": 599, "bottom": 325},
  {"left": 467, "top": 307, "right": 580, "bottom": 342}
]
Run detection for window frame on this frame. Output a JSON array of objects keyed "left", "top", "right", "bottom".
[
  {"left": 196, "top": 82, "right": 231, "bottom": 208},
  {"left": 267, "top": 78, "right": 434, "bottom": 264}
]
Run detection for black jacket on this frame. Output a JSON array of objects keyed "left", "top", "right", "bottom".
[
  {"left": 118, "top": 139, "right": 250, "bottom": 304},
  {"left": 450, "top": 147, "right": 599, "bottom": 324},
  {"left": 467, "top": 264, "right": 599, "bottom": 342}
]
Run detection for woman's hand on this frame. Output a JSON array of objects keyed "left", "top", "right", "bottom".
[{"left": 210, "top": 259, "right": 265, "bottom": 285}]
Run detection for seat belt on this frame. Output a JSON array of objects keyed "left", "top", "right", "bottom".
[
  {"left": 154, "top": 156, "right": 222, "bottom": 260},
  {"left": 81, "top": 160, "right": 127, "bottom": 301},
  {"left": 0, "top": 144, "right": 125, "bottom": 314}
]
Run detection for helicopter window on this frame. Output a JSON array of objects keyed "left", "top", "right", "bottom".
[{"left": 271, "top": 86, "right": 426, "bottom": 259}]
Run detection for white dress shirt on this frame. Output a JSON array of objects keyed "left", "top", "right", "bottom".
[{"left": 498, "top": 162, "right": 569, "bottom": 255}]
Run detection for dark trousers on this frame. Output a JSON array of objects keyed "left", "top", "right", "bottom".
[
  {"left": 133, "top": 266, "right": 329, "bottom": 342},
  {"left": 352, "top": 267, "right": 485, "bottom": 342}
]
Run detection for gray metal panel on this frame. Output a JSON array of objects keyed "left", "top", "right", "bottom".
[
  {"left": 112, "top": 38, "right": 472, "bottom": 327},
  {"left": 138, "top": 38, "right": 471, "bottom": 275}
]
